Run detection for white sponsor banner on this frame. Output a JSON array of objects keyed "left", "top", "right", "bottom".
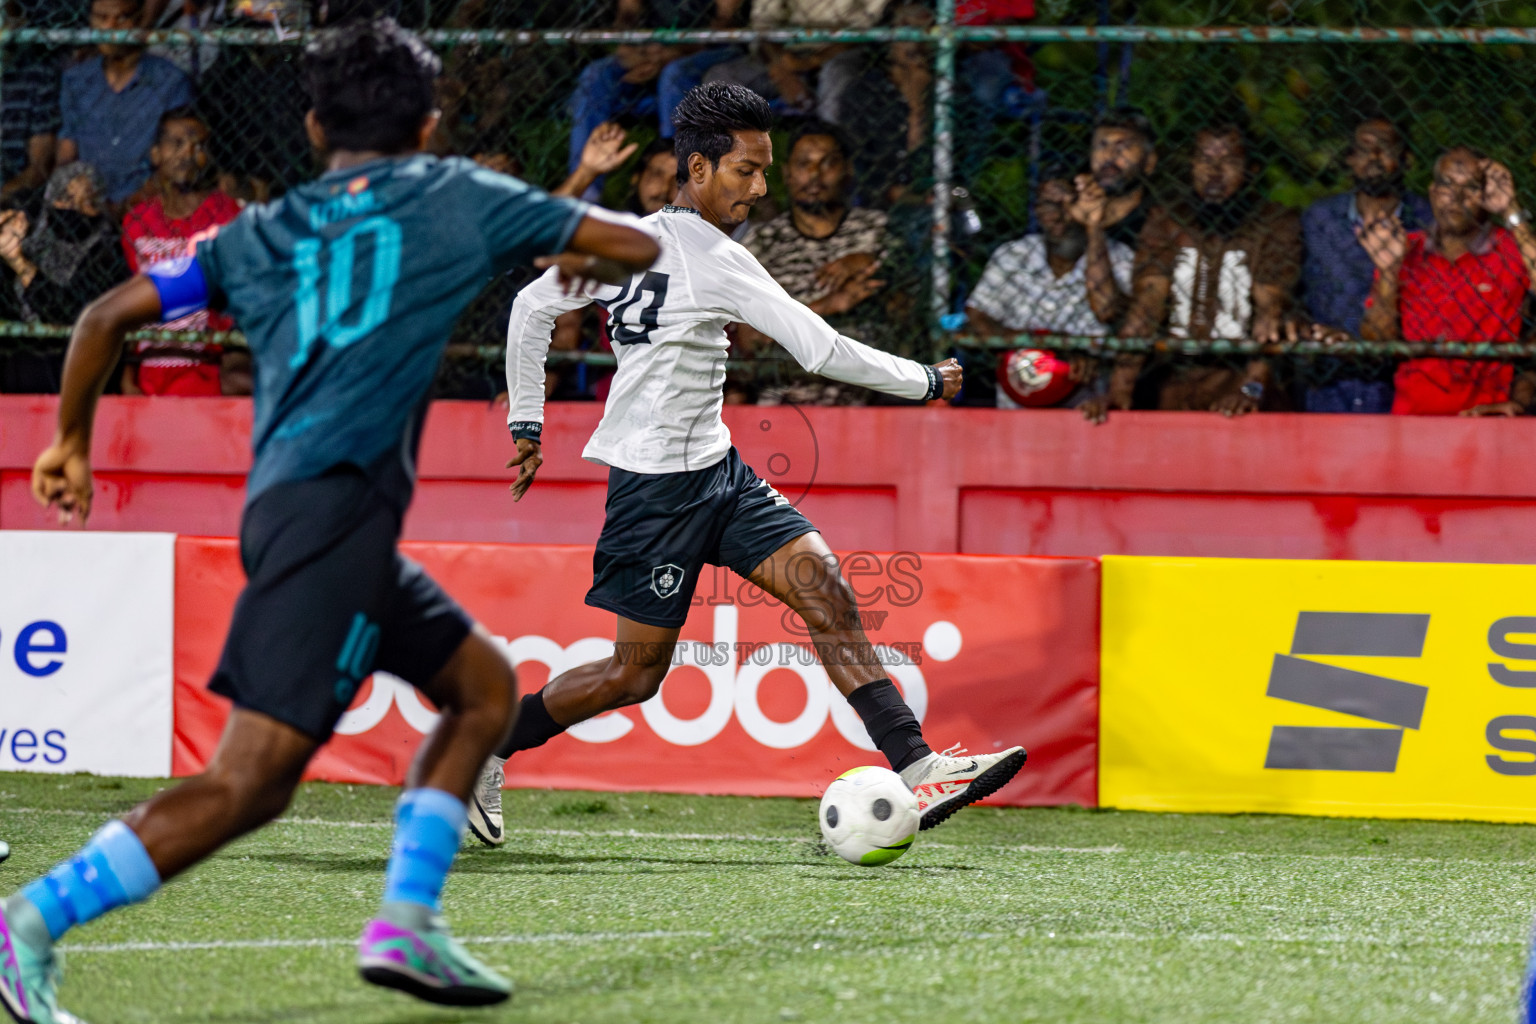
[{"left": 0, "top": 531, "right": 175, "bottom": 776}]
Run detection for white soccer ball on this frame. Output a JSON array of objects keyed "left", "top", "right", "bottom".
[{"left": 819, "top": 766, "right": 920, "bottom": 866}]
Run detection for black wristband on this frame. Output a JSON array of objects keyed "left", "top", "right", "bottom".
[
  {"left": 923, "top": 364, "right": 943, "bottom": 402},
  {"left": 509, "top": 421, "right": 543, "bottom": 442}
]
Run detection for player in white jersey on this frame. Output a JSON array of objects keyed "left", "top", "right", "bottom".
[{"left": 467, "top": 83, "right": 1026, "bottom": 846}]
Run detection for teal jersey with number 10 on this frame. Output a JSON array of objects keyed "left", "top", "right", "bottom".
[{"left": 194, "top": 154, "right": 586, "bottom": 508}]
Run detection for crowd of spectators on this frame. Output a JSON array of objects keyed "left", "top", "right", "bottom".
[{"left": 0, "top": 0, "right": 1532, "bottom": 420}]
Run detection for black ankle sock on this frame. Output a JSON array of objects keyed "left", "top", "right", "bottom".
[
  {"left": 496, "top": 691, "right": 566, "bottom": 759},
  {"left": 846, "top": 679, "right": 932, "bottom": 773}
]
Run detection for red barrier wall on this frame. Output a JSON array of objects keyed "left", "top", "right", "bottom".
[
  {"left": 172, "top": 537, "right": 1099, "bottom": 806},
  {"left": 7, "top": 396, "right": 1536, "bottom": 560}
]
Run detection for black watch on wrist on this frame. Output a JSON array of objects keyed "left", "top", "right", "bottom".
[{"left": 1239, "top": 381, "right": 1265, "bottom": 403}]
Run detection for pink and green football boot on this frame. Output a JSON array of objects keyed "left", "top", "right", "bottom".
[{"left": 358, "top": 905, "right": 510, "bottom": 1007}]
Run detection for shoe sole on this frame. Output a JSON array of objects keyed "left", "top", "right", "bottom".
[
  {"left": 918, "top": 747, "right": 1028, "bottom": 831},
  {"left": 360, "top": 964, "right": 510, "bottom": 1007},
  {"left": 465, "top": 794, "right": 505, "bottom": 848}
]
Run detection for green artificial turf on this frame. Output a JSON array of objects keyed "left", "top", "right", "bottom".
[{"left": 1, "top": 771, "right": 1532, "bottom": 1023}]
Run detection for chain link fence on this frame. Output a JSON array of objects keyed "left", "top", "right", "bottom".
[{"left": 1, "top": 0, "right": 1535, "bottom": 408}]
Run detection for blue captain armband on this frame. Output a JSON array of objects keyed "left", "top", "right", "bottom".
[{"left": 146, "top": 255, "right": 211, "bottom": 322}]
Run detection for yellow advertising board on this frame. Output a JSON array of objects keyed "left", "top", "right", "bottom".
[{"left": 1101, "top": 556, "right": 1536, "bottom": 823}]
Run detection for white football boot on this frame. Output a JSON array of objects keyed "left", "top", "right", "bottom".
[
  {"left": 465, "top": 757, "right": 506, "bottom": 847},
  {"left": 900, "top": 743, "right": 1028, "bottom": 830}
]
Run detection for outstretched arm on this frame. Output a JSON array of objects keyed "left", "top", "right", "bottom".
[
  {"left": 539, "top": 207, "right": 660, "bottom": 292},
  {"left": 33, "top": 274, "right": 166, "bottom": 524},
  {"left": 718, "top": 253, "right": 941, "bottom": 402}
]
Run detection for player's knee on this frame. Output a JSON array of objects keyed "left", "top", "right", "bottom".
[
  {"left": 601, "top": 661, "right": 667, "bottom": 707},
  {"left": 797, "top": 571, "right": 860, "bottom": 635},
  {"left": 204, "top": 764, "right": 299, "bottom": 831}
]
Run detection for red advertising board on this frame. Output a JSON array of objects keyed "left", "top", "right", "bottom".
[{"left": 173, "top": 538, "right": 1099, "bottom": 807}]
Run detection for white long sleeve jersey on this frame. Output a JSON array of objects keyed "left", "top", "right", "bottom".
[{"left": 505, "top": 206, "right": 934, "bottom": 475}]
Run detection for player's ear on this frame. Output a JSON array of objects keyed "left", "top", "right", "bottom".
[
  {"left": 304, "top": 110, "right": 327, "bottom": 156},
  {"left": 688, "top": 151, "right": 710, "bottom": 185},
  {"left": 416, "top": 110, "right": 442, "bottom": 153}
]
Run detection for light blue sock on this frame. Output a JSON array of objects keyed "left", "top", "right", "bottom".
[
  {"left": 382, "top": 788, "right": 466, "bottom": 913},
  {"left": 9, "top": 820, "right": 160, "bottom": 942}
]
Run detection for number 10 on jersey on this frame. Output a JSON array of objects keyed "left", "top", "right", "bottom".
[
  {"left": 290, "top": 215, "right": 403, "bottom": 369},
  {"left": 608, "top": 271, "right": 670, "bottom": 346}
]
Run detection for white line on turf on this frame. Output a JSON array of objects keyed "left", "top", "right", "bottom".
[
  {"left": 61, "top": 930, "right": 713, "bottom": 954},
  {"left": 4, "top": 807, "right": 1529, "bottom": 865},
  {"left": 0, "top": 808, "right": 1123, "bottom": 854},
  {"left": 59, "top": 928, "right": 1520, "bottom": 955}
]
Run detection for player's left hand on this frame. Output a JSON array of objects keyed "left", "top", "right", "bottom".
[
  {"left": 507, "top": 437, "right": 543, "bottom": 502},
  {"left": 32, "top": 436, "right": 94, "bottom": 525},
  {"left": 930, "top": 357, "right": 962, "bottom": 401}
]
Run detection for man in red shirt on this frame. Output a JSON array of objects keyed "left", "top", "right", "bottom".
[
  {"left": 120, "top": 106, "right": 242, "bottom": 395},
  {"left": 1360, "top": 146, "right": 1536, "bottom": 415}
]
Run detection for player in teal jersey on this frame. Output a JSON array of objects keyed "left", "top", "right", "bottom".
[{"left": 0, "top": 19, "right": 658, "bottom": 1022}]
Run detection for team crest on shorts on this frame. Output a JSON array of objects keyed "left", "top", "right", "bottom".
[{"left": 651, "top": 563, "right": 686, "bottom": 599}]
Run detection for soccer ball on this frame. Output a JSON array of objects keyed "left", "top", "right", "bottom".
[{"left": 819, "top": 766, "right": 919, "bottom": 866}]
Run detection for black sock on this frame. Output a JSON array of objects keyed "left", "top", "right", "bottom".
[
  {"left": 496, "top": 691, "right": 566, "bottom": 759},
  {"left": 846, "top": 679, "right": 932, "bottom": 773}
]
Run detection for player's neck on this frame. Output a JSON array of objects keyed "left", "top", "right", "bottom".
[
  {"left": 674, "top": 185, "right": 730, "bottom": 233},
  {"left": 326, "top": 148, "right": 413, "bottom": 174}
]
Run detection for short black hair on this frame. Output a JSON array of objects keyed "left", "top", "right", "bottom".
[
  {"left": 670, "top": 82, "right": 772, "bottom": 185},
  {"left": 1093, "top": 107, "right": 1156, "bottom": 150},
  {"left": 303, "top": 17, "right": 440, "bottom": 156},
  {"left": 155, "top": 105, "right": 206, "bottom": 143},
  {"left": 635, "top": 136, "right": 676, "bottom": 173},
  {"left": 789, "top": 119, "right": 849, "bottom": 162}
]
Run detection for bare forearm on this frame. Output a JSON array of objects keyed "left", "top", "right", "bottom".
[
  {"left": 1083, "top": 228, "right": 1127, "bottom": 325},
  {"left": 1509, "top": 220, "right": 1536, "bottom": 285},
  {"left": 964, "top": 306, "right": 1012, "bottom": 343},
  {"left": 553, "top": 164, "right": 598, "bottom": 199},
  {"left": 57, "top": 276, "right": 163, "bottom": 443},
  {"left": 1358, "top": 274, "right": 1401, "bottom": 341}
]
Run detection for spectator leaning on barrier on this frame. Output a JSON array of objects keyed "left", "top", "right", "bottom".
[
  {"left": 1359, "top": 147, "right": 1536, "bottom": 416},
  {"left": 1095, "top": 121, "right": 1302, "bottom": 419},
  {"left": 738, "top": 120, "right": 894, "bottom": 405},
  {"left": 1300, "top": 116, "right": 1432, "bottom": 413},
  {"left": 966, "top": 173, "right": 1133, "bottom": 409},
  {"left": 58, "top": 0, "right": 195, "bottom": 207},
  {"left": 0, "top": 162, "right": 129, "bottom": 391},
  {"left": 120, "top": 107, "right": 241, "bottom": 396}
]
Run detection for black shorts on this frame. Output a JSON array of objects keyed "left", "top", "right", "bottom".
[
  {"left": 210, "top": 468, "right": 472, "bottom": 743},
  {"left": 586, "top": 447, "right": 817, "bottom": 628}
]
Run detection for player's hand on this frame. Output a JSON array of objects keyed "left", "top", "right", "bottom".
[
  {"left": 506, "top": 437, "right": 542, "bottom": 502},
  {"left": 32, "top": 436, "right": 94, "bottom": 525},
  {"left": 535, "top": 252, "right": 627, "bottom": 294},
  {"left": 930, "top": 357, "right": 962, "bottom": 401},
  {"left": 579, "top": 122, "right": 639, "bottom": 177}
]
